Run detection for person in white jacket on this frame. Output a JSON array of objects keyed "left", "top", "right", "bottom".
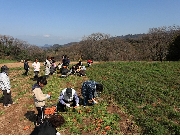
[
  {"left": 32, "top": 58, "right": 40, "bottom": 80},
  {"left": 0, "top": 65, "right": 13, "bottom": 107},
  {"left": 44, "top": 56, "right": 51, "bottom": 78},
  {"left": 58, "top": 88, "right": 79, "bottom": 111}
]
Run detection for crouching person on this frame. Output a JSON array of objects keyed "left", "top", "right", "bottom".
[
  {"left": 58, "top": 88, "right": 79, "bottom": 112},
  {"left": 30, "top": 114, "right": 65, "bottom": 135},
  {"left": 32, "top": 76, "right": 51, "bottom": 126},
  {"left": 81, "top": 80, "right": 103, "bottom": 107}
]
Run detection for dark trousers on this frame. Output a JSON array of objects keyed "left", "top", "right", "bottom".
[
  {"left": 24, "top": 69, "right": 29, "bottom": 75},
  {"left": 3, "top": 90, "right": 13, "bottom": 106},
  {"left": 36, "top": 106, "right": 45, "bottom": 125},
  {"left": 34, "top": 71, "right": 39, "bottom": 79},
  {"left": 57, "top": 99, "right": 76, "bottom": 112}
]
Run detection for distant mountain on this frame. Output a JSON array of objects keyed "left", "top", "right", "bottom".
[
  {"left": 40, "top": 34, "right": 145, "bottom": 50},
  {"left": 62, "top": 42, "right": 78, "bottom": 47},
  {"left": 43, "top": 44, "right": 52, "bottom": 47}
]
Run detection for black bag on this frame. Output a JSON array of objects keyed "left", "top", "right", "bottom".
[{"left": 31, "top": 120, "right": 57, "bottom": 135}]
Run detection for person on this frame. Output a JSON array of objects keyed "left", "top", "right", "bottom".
[
  {"left": 58, "top": 88, "right": 79, "bottom": 112},
  {"left": 78, "top": 55, "right": 83, "bottom": 66},
  {"left": 67, "top": 57, "right": 70, "bottom": 66},
  {"left": 87, "top": 59, "right": 93, "bottom": 67},
  {"left": 70, "top": 65, "right": 76, "bottom": 75},
  {"left": 23, "top": 59, "right": 29, "bottom": 76},
  {"left": 30, "top": 114, "right": 65, "bottom": 135},
  {"left": 0, "top": 65, "right": 13, "bottom": 107},
  {"left": 62, "top": 55, "right": 69, "bottom": 67},
  {"left": 75, "top": 64, "right": 86, "bottom": 76},
  {"left": 32, "top": 58, "right": 40, "bottom": 80},
  {"left": 50, "top": 59, "right": 56, "bottom": 75},
  {"left": 81, "top": 80, "right": 103, "bottom": 107},
  {"left": 44, "top": 56, "right": 51, "bottom": 78},
  {"left": 32, "top": 76, "right": 51, "bottom": 126},
  {"left": 60, "top": 66, "right": 71, "bottom": 78}
]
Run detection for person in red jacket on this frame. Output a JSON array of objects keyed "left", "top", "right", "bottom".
[{"left": 87, "top": 59, "right": 93, "bottom": 67}]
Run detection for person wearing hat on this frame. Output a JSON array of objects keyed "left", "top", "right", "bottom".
[
  {"left": 58, "top": 88, "right": 79, "bottom": 111},
  {"left": 81, "top": 80, "right": 103, "bottom": 107},
  {"left": 0, "top": 65, "right": 13, "bottom": 107}
]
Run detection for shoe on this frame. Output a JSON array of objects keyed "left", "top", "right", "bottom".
[
  {"left": 4, "top": 105, "right": 10, "bottom": 107},
  {"left": 35, "top": 122, "right": 40, "bottom": 126}
]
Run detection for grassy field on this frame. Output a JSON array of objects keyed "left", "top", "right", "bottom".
[
  {"left": 1, "top": 61, "right": 180, "bottom": 134},
  {"left": 88, "top": 61, "right": 180, "bottom": 134}
]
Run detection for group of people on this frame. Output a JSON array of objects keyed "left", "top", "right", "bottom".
[
  {"left": 59, "top": 60, "right": 87, "bottom": 78},
  {"left": 31, "top": 75, "right": 103, "bottom": 134},
  {"left": 0, "top": 55, "right": 101, "bottom": 134},
  {"left": 31, "top": 75, "right": 103, "bottom": 124},
  {"left": 0, "top": 64, "right": 103, "bottom": 134},
  {"left": 23, "top": 56, "right": 57, "bottom": 80},
  {"left": 23, "top": 55, "right": 93, "bottom": 79}
]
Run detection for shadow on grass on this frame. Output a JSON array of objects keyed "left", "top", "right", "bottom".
[
  {"left": 24, "top": 111, "right": 36, "bottom": 123},
  {"left": 0, "top": 96, "right": 3, "bottom": 103}
]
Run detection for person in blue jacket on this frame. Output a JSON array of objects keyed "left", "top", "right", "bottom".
[{"left": 81, "top": 80, "right": 103, "bottom": 107}]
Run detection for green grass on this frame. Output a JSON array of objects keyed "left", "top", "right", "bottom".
[
  {"left": 3, "top": 61, "right": 180, "bottom": 134},
  {"left": 87, "top": 61, "right": 180, "bottom": 134}
]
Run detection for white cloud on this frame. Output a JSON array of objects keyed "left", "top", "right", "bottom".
[{"left": 43, "top": 34, "right": 50, "bottom": 38}]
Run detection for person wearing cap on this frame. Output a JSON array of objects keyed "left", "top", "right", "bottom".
[
  {"left": 58, "top": 88, "right": 79, "bottom": 111},
  {"left": 32, "top": 76, "right": 51, "bottom": 126},
  {"left": 0, "top": 65, "right": 13, "bottom": 107},
  {"left": 81, "top": 80, "right": 103, "bottom": 107}
]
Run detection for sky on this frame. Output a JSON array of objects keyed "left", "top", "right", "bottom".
[{"left": 0, "top": 0, "right": 180, "bottom": 46}]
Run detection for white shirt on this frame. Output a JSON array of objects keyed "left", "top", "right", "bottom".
[
  {"left": 32, "top": 62, "right": 40, "bottom": 71},
  {"left": 0, "top": 72, "right": 11, "bottom": 93}
]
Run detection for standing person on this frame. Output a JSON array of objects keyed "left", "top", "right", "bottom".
[
  {"left": 78, "top": 55, "right": 83, "bottom": 66},
  {"left": 23, "top": 59, "right": 29, "bottom": 76},
  {"left": 0, "top": 65, "right": 13, "bottom": 107},
  {"left": 81, "top": 80, "right": 103, "bottom": 107},
  {"left": 58, "top": 88, "right": 79, "bottom": 111},
  {"left": 44, "top": 56, "right": 51, "bottom": 78},
  {"left": 62, "top": 55, "right": 69, "bottom": 67},
  {"left": 32, "top": 76, "right": 51, "bottom": 126},
  {"left": 32, "top": 58, "right": 40, "bottom": 80}
]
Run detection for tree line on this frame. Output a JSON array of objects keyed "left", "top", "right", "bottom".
[{"left": 0, "top": 25, "right": 180, "bottom": 62}]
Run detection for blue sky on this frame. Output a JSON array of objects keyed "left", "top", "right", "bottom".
[{"left": 0, "top": 0, "right": 179, "bottom": 46}]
